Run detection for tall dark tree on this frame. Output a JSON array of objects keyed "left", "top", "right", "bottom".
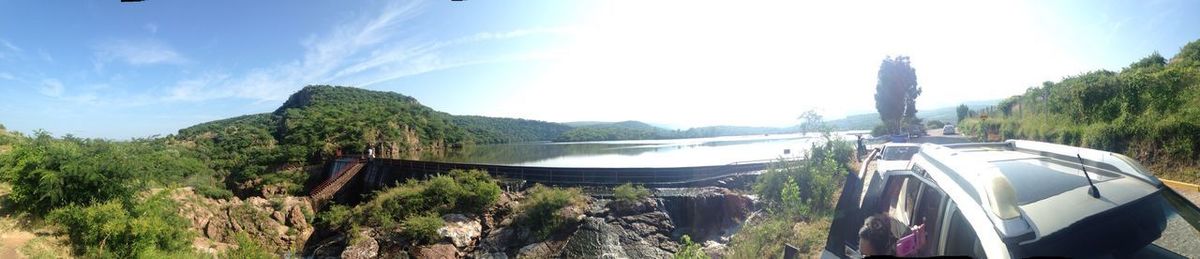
[
  {"left": 874, "top": 56, "right": 920, "bottom": 132},
  {"left": 956, "top": 104, "right": 970, "bottom": 123}
]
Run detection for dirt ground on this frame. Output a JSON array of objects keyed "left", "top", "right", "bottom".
[{"left": 0, "top": 184, "right": 69, "bottom": 259}]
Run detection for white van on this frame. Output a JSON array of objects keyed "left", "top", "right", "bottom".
[{"left": 824, "top": 140, "right": 1200, "bottom": 258}]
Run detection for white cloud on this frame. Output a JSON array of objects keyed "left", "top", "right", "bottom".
[
  {"left": 0, "top": 39, "right": 20, "bottom": 60},
  {"left": 93, "top": 38, "right": 187, "bottom": 65},
  {"left": 0, "top": 72, "right": 13, "bottom": 80},
  {"left": 0, "top": 39, "right": 20, "bottom": 53},
  {"left": 167, "top": 1, "right": 567, "bottom": 102},
  {"left": 40, "top": 79, "right": 64, "bottom": 97}
]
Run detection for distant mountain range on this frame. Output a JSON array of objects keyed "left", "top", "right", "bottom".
[{"left": 179, "top": 86, "right": 999, "bottom": 148}]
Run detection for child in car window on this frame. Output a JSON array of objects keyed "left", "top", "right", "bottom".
[
  {"left": 859, "top": 214, "right": 896, "bottom": 256},
  {"left": 861, "top": 213, "right": 927, "bottom": 257}
]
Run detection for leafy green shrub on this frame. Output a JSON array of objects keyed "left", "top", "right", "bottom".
[
  {"left": 350, "top": 169, "right": 500, "bottom": 229},
  {"left": 185, "top": 174, "right": 233, "bottom": 199},
  {"left": 1, "top": 133, "right": 139, "bottom": 214},
  {"left": 401, "top": 214, "right": 445, "bottom": 245},
  {"left": 727, "top": 217, "right": 830, "bottom": 259},
  {"left": 753, "top": 138, "right": 850, "bottom": 219},
  {"left": 613, "top": 183, "right": 650, "bottom": 203},
  {"left": 47, "top": 192, "right": 193, "bottom": 258},
  {"left": 0, "top": 131, "right": 227, "bottom": 214},
  {"left": 220, "top": 232, "right": 274, "bottom": 259},
  {"left": 674, "top": 235, "right": 708, "bottom": 259},
  {"left": 518, "top": 184, "right": 587, "bottom": 239},
  {"left": 318, "top": 204, "right": 355, "bottom": 231},
  {"left": 452, "top": 169, "right": 502, "bottom": 213}
]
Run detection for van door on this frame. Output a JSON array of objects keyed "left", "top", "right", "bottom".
[
  {"left": 821, "top": 163, "right": 867, "bottom": 258},
  {"left": 823, "top": 168, "right": 939, "bottom": 258},
  {"left": 821, "top": 151, "right": 879, "bottom": 259}
]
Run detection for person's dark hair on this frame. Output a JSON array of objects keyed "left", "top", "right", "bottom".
[{"left": 860, "top": 214, "right": 895, "bottom": 255}]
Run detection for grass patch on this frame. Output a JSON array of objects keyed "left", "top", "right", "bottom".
[
  {"left": 726, "top": 217, "right": 830, "bottom": 258},
  {"left": 20, "top": 236, "right": 72, "bottom": 259}
]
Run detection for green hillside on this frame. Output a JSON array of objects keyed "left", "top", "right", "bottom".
[
  {"left": 174, "top": 85, "right": 483, "bottom": 195},
  {"left": 554, "top": 121, "right": 663, "bottom": 142},
  {"left": 451, "top": 115, "right": 572, "bottom": 144},
  {"left": 554, "top": 121, "right": 795, "bottom": 142},
  {"left": 959, "top": 40, "right": 1200, "bottom": 183}
]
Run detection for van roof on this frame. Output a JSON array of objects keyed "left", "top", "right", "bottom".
[{"left": 915, "top": 140, "right": 1162, "bottom": 242}]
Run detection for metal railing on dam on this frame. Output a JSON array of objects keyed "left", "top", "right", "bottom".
[{"left": 356, "top": 158, "right": 780, "bottom": 190}]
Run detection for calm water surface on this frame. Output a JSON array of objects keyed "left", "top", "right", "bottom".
[{"left": 424, "top": 131, "right": 867, "bottom": 168}]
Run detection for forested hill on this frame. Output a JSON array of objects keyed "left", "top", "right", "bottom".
[
  {"left": 554, "top": 121, "right": 664, "bottom": 142},
  {"left": 553, "top": 121, "right": 794, "bottom": 142},
  {"left": 958, "top": 39, "right": 1200, "bottom": 183},
  {"left": 179, "top": 86, "right": 471, "bottom": 163},
  {"left": 451, "top": 115, "right": 573, "bottom": 144}
]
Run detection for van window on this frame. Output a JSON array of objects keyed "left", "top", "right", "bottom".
[
  {"left": 881, "top": 146, "right": 920, "bottom": 160},
  {"left": 911, "top": 184, "right": 947, "bottom": 256},
  {"left": 944, "top": 207, "right": 985, "bottom": 257},
  {"left": 885, "top": 177, "right": 920, "bottom": 226}
]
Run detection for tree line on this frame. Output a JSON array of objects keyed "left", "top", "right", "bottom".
[{"left": 958, "top": 39, "right": 1200, "bottom": 183}]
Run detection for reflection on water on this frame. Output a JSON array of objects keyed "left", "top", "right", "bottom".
[{"left": 423, "top": 132, "right": 867, "bottom": 168}]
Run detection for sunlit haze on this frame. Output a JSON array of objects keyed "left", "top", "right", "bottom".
[{"left": 1, "top": 0, "right": 1198, "bottom": 138}]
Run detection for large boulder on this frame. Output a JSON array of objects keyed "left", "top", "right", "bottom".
[
  {"left": 516, "top": 241, "right": 561, "bottom": 259},
  {"left": 341, "top": 230, "right": 379, "bottom": 259},
  {"left": 561, "top": 216, "right": 675, "bottom": 259},
  {"left": 561, "top": 217, "right": 628, "bottom": 258},
  {"left": 606, "top": 197, "right": 659, "bottom": 216},
  {"left": 415, "top": 243, "right": 458, "bottom": 259},
  {"left": 438, "top": 214, "right": 482, "bottom": 248}
]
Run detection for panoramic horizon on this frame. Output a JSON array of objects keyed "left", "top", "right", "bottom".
[{"left": 2, "top": 0, "right": 1200, "bottom": 139}]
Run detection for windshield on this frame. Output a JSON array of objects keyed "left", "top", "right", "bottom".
[
  {"left": 1149, "top": 190, "right": 1200, "bottom": 257},
  {"left": 881, "top": 146, "right": 920, "bottom": 160}
]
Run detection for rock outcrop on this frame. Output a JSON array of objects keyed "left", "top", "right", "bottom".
[
  {"left": 660, "top": 187, "right": 753, "bottom": 242},
  {"left": 438, "top": 214, "right": 482, "bottom": 249},
  {"left": 342, "top": 230, "right": 380, "bottom": 259},
  {"left": 170, "top": 187, "right": 314, "bottom": 255},
  {"left": 304, "top": 186, "right": 754, "bottom": 258},
  {"left": 415, "top": 243, "right": 458, "bottom": 259}
]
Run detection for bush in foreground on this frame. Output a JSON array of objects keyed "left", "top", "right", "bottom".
[
  {"left": 753, "top": 139, "right": 851, "bottom": 219},
  {"left": 518, "top": 184, "right": 588, "bottom": 239},
  {"left": 349, "top": 169, "right": 500, "bottom": 229},
  {"left": 674, "top": 235, "right": 709, "bottom": 259},
  {"left": 47, "top": 192, "right": 194, "bottom": 258},
  {"left": 401, "top": 214, "right": 446, "bottom": 245},
  {"left": 613, "top": 182, "right": 650, "bottom": 203},
  {"left": 727, "top": 217, "right": 830, "bottom": 258},
  {"left": 220, "top": 232, "right": 274, "bottom": 259}
]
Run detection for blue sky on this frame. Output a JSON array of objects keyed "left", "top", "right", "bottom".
[{"left": 1, "top": 0, "right": 1198, "bottom": 139}]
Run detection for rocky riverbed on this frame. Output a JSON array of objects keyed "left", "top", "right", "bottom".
[{"left": 301, "top": 186, "right": 754, "bottom": 258}]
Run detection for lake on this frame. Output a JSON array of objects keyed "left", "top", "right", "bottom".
[{"left": 423, "top": 131, "right": 868, "bottom": 168}]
